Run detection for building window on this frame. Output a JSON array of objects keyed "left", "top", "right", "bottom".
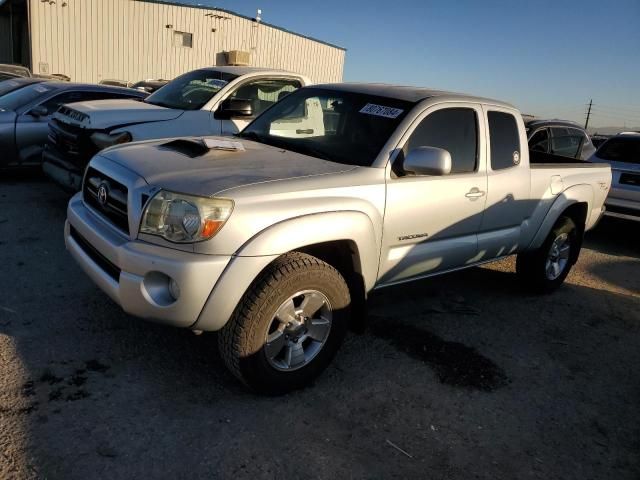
[{"left": 173, "top": 31, "right": 193, "bottom": 48}]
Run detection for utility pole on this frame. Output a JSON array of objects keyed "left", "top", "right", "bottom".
[{"left": 585, "top": 99, "right": 593, "bottom": 130}]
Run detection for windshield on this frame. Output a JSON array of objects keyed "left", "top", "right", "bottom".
[
  {"left": 144, "top": 70, "right": 238, "bottom": 110},
  {"left": 0, "top": 82, "right": 55, "bottom": 111},
  {"left": 238, "top": 87, "right": 414, "bottom": 166},
  {"left": 597, "top": 136, "right": 640, "bottom": 164}
]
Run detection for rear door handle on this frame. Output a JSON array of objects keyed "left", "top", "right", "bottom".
[{"left": 465, "top": 187, "right": 486, "bottom": 199}]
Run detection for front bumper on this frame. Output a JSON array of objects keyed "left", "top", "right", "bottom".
[{"left": 66, "top": 193, "right": 231, "bottom": 328}]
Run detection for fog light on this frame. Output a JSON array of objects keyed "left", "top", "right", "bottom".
[{"left": 168, "top": 278, "right": 181, "bottom": 300}]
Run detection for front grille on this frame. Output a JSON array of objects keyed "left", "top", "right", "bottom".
[
  {"left": 83, "top": 167, "right": 130, "bottom": 234},
  {"left": 69, "top": 226, "right": 121, "bottom": 281},
  {"left": 620, "top": 173, "right": 640, "bottom": 187},
  {"left": 48, "top": 118, "right": 99, "bottom": 169}
]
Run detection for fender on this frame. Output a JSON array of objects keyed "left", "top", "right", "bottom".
[
  {"left": 193, "top": 211, "right": 380, "bottom": 331},
  {"left": 527, "top": 184, "right": 594, "bottom": 250}
]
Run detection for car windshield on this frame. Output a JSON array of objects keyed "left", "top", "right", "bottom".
[
  {"left": 144, "top": 70, "right": 238, "bottom": 110},
  {"left": 0, "top": 82, "right": 55, "bottom": 111},
  {"left": 596, "top": 136, "right": 640, "bottom": 164},
  {"left": 237, "top": 87, "right": 414, "bottom": 166}
]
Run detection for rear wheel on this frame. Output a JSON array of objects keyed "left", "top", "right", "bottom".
[
  {"left": 218, "top": 252, "right": 350, "bottom": 394},
  {"left": 516, "top": 216, "right": 579, "bottom": 293}
]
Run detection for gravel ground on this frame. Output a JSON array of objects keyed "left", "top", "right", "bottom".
[{"left": 1, "top": 172, "right": 639, "bottom": 479}]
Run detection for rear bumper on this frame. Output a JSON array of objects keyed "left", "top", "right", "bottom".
[
  {"left": 66, "top": 193, "right": 231, "bottom": 328},
  {"left": 42, "top": 145, "right": 84, "bottom": 192}
]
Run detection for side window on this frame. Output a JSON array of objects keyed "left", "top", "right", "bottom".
[
  {"left": 488, "top": 111, "right": 521, "bottom": 170},
  {"left": 41, "top": 91, "right": 124, "bottom": 115},
  {"left": 569, "top": 128, "right": 587, "bottom": 155},
  {"left": 230, "top": 78, "right": 302, "bottom": 117},
  {"left": 529, "top": 128, "right": 549, "bottom": 153},
  {"left": 403, "top": 108, "right": 478, "bottom": 174},
  {"left": 550, "top": 127, "right": 581, "bottom": 158}
]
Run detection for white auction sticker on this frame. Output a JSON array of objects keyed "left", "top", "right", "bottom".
[{"left": 359, "top": 103, "right": 404, "bottom": 119}]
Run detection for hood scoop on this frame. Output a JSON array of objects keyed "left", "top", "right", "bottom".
[{"left": 159, "top": 138, "right": 246, "bottom": 158}]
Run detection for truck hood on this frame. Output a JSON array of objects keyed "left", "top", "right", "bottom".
[
  {"left": 55, "top": 99, "right": 184, "bottom": 129},
  {"left": 100, "top": 136, "right": 356, "bottom": 196}
]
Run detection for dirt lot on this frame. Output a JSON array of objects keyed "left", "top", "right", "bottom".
[{"left": 1, "top": 173, "right": 639, "bottom": 479}]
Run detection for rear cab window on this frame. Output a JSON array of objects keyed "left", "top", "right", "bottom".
[
  {"left": 488, "top": 111, "right": 521, "bottom": 170},
  {"left": 229, "top": 78, "right": 302, "bottom": 118}
]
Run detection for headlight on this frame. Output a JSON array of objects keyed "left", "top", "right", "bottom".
[
  {"left": 140, "top": 190, "right": 233, "bottom": 243},
  {"left": 90, "top": 131, "right": 132, "bottom": 149}
]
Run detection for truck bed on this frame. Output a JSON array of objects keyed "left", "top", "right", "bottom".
[
  {"left": 529, "top": 150, "right": 606, "bottom": 168},
  {"left": 527, "top": 150, "right": 611, "bottom": 235}
]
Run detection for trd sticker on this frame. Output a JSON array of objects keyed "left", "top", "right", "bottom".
[{"left": 359, "top": 103, "right": 404, "bottom": 119}]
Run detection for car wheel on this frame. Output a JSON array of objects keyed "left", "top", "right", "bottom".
[
  {"left": 516, "top": 216, "right": 579, "bottom": 293},
  {"left": 218, "top": 252, "right": 350, "bottom": 394}
]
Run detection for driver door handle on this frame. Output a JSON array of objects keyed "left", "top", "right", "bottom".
[{"left": 465, "top": 187, "right": 486, "bottom": 199}]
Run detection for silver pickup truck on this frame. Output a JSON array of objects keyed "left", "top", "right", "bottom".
[{"left": 65, "top": 83, "right": 611, "bottom": 394}]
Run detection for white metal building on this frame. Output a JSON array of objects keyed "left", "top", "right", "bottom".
[{"left": 0, "top": 0, "right": 346, "bottom": 83}]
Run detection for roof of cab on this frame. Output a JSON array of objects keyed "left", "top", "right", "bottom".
[{"left": 310, "top": 82, "right": 515, "bottom": 108}]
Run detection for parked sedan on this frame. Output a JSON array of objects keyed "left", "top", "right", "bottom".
[
  {"left": 526, "top": 119, "right": 596, "bottom": 160},
  {"left": 0, "top": 82, "right": 147, "bottom": 168},
  {"left": 589, "top": 133, "right": 640, "bottom": 221}
]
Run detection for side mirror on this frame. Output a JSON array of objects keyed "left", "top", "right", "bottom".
[
  {"left": 403, "top": 146, "right": 452, "bottom": 176},
  {"left": 29, "top": 105, "right": 49, "bottom": 117},
  {"left": 215, "top": 98, "right": 253, "bottom": 120}
]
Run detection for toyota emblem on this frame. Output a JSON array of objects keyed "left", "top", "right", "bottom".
[{"left": 97, "top": 183, "right": 109, "bottom": 207}]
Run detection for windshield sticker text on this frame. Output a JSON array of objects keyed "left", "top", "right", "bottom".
[{"left": 359, "top": 103, "right": 404, "bottom": 119}]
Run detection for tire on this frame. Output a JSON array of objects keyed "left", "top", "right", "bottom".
[
  {"left": 516, "top": 216, "right": 579, "bottom": 293},
  {"left": 218, "top": 252, "right": 351, "bottom": 395}
]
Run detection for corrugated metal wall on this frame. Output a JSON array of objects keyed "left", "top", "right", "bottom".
[{"left": 28, "top": 0, "right": 345, "bottom": 84}]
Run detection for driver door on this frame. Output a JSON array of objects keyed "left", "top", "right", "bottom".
[{"left": 378, "top": 104, "right": 488, "bottom": 286}]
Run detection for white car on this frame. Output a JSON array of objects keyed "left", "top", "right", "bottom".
[
  {"left": 43, "top": 66, "right": 311, "bottom": 190},
  {"left": 588, "top": 132, "right": 640, "bottom": 221}
]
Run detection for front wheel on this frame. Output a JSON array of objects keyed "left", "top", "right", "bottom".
[
  {"left": 516, "top": 216, "right": 579, "bottom": 293},
  {"left": 218, "top": 252, "right": 351, "bottom": 394}
]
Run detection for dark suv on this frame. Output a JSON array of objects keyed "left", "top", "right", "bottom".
[{"left": 526, "top": 119, "right": 596, "bottom": 160}]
